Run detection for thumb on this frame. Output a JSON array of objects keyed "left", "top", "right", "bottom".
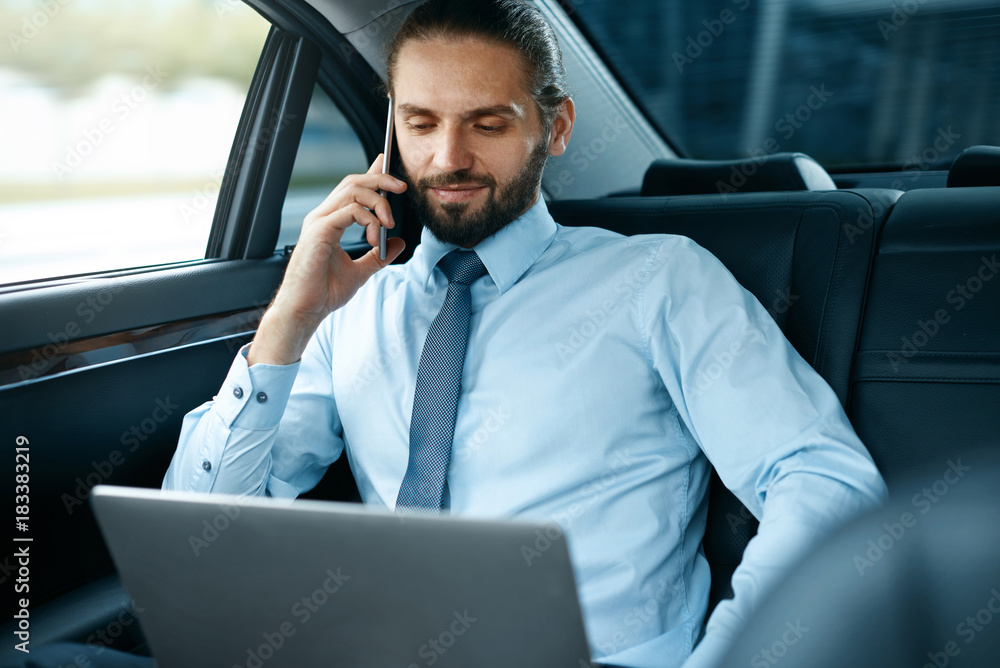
[{"left": 353, "top": 237, "right": 406, "bottom": 281}]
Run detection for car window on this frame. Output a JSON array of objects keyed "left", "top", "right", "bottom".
[
  {"left": 568, "top": 0, "right": 1000, "bottom": 169},
  {"left": 278, "top": 86, "right": 369, "bottom": 251},
  {"left": 0, "top": 0, "right": 270, "bottom": 285}
]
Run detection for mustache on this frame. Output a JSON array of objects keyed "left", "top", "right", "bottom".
[{"left": 417, "top": 170, "right": 497, "bottom": 190}]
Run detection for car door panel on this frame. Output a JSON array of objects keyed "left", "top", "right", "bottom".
[{"left": 1, "top": 5, "right": 382, "bottom": 648}]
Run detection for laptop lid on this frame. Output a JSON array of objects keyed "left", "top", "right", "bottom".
[{"left": 90, "top": 485, "right": 592, "bottom": 668}]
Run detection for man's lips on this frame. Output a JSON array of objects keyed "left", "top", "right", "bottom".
[{"left": 429, "top": 184, "right": 486, "bottom": 203}]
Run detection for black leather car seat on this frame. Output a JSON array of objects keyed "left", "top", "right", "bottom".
[{"left": 641, "top": 153, "right": 837, "bottom": 196}]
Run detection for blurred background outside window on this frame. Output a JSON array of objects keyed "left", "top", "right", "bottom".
[
  {"left": 4, "top": 0, "right": 997, "bottom": 285},
  {"left": 571, "top": 0, "right": 1000, "bottom": 169},
  {"left": 277, "top": 85, "right": 368, "bottom": 252},
  {"left": 0, "top": 0, "right": 270, "bottom": 285}
]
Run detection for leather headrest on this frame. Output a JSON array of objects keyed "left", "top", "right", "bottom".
[
  {"left": 947, "top": 145, "right": 1000, "bottom": 187},
  {"left": 642, "top": 152, "right": 836, "bottom": 196}
]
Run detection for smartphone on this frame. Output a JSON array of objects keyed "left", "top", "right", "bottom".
[{"left": 377, "top": 96, "right": 395, "bottom": 260}]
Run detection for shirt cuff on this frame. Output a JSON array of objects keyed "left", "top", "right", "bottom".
[{"left": 213, "top": 343, "right": 301, "bottom": 430}]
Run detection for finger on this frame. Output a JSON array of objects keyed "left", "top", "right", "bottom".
[
  {"left": 363, "top": 154, "right": 407, "bottom": 194},
  {"left": 377, "top": 173, "right": 408, "bottom": 194},
  {"left": 366, "top": 153, "right": 385, "bottom": 175},
  {"left": 307, "top": 178, "right": 401, "bottom": 235},
  {"left": 342, "top": 183, "right": 398, "bottom": 229},
  {"left": 329, "top": 188, "right": 391, "bottom": 248},
  {"left": 354, "top": 237, "right": 406, "bottom": 279},
  {"left": 311, "top": 173, "right": 407, "bottom": 223},
  {"left": 365, "top": 211, "right": 383, "bottom": 248},
  {"left": 303, "top": 203, "right": 377, "bottom": 248}
]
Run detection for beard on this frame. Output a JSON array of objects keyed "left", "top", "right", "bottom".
[{"left": 404, "top": 137, "right": 550, "bottom": 248}]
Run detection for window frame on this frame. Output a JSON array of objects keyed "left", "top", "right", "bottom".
[{"left": 210, "top": 0, "right": 392, "bottom": 261}]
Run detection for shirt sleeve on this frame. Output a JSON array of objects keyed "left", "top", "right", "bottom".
[
  {"left": 162, "top": 317, "right": 346, "bottom": 498},
  {"left": 637, "top": 236, "right": 888, "bottom": 666}
]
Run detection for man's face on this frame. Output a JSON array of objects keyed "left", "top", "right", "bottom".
[{"left": 392, "top": 37, "right": 556, "bottom": 248}]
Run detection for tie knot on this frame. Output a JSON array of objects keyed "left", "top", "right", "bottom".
[{"left": 438, "top": 249, "right": 488, "bottom": 285}]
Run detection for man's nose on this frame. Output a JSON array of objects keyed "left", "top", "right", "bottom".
[{"left": 431, "top": 126, "right": 474, "bottom": 174}]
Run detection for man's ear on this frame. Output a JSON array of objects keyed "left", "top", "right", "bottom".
[{"left": 547, "top": 97, "right": 575, "bottom": 157}]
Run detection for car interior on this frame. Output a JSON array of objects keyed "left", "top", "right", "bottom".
[{"left": 1, "top": 0, "right": 998, "bottom": 664}]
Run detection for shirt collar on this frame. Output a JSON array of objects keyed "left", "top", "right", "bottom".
[{"left": 411, "top": 196, "right": 557, "bottom": 295}]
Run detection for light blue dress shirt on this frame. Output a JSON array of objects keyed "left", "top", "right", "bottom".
[{"left": 163, "top": 197, "right": 887, "bottom": 668}]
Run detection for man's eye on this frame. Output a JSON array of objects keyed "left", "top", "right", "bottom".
[
  {"left": 476, "top": 125, "right": 505, "bottom": 134},
  {"left": 407, "top": 123, "right": 433, "bottom": 132}
]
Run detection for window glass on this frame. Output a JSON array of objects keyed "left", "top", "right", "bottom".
[
  {"left": 569, "top": 0, "right": 1000, "bottom": 169},
  {"left": 0, "top": 0, "right": 270, "bottom": 285},
  {"left": 278, "top": 86, "right": 369, "bottom": 251}
]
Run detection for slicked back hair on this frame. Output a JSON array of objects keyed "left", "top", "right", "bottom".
[{"left": 385, "top": 0, "right": 570, "bottom": 135}]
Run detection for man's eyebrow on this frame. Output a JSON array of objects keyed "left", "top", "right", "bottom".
[
  {"left": 396, "top": 103, "right": 523, "bottom": 120},
  {"left": 397, "top": 103, "right": 435, "bottom": 117},
  {"left": 467, "top": 105, "right": 523, "bottom": 119}
]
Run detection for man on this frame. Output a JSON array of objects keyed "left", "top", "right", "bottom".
[{"left": 20, "top": 1, "right": 885, "bottom": 667}]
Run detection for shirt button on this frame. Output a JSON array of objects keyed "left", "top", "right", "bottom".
[
  {"left": 256, "top": 391, "right": 268, "bottom": 403},
  {"left": 202, "top": 460, "right": 212, "bottom": 471},
  {"left": 233, "top": 386, "right": 243, "bottom": 399}
]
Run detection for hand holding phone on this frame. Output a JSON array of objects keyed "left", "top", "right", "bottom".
[{"left": 378, "top": 96, "right": 395, "bottom": 260}]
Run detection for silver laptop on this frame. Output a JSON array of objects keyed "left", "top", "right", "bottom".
[{"left": 90, "top": 485, "right": 592, "bottom": 668}]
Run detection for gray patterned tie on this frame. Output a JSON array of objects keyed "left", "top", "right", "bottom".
[{"left": 396, "top": 249, "right": 488, "bottom": 512}]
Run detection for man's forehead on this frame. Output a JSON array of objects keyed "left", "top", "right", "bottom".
[
  {"left": 392, "top": 36, "right": 534, "bottom": 117},
  {"left": 394, "top": 33, "right": 525, "bottom": 74}
]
